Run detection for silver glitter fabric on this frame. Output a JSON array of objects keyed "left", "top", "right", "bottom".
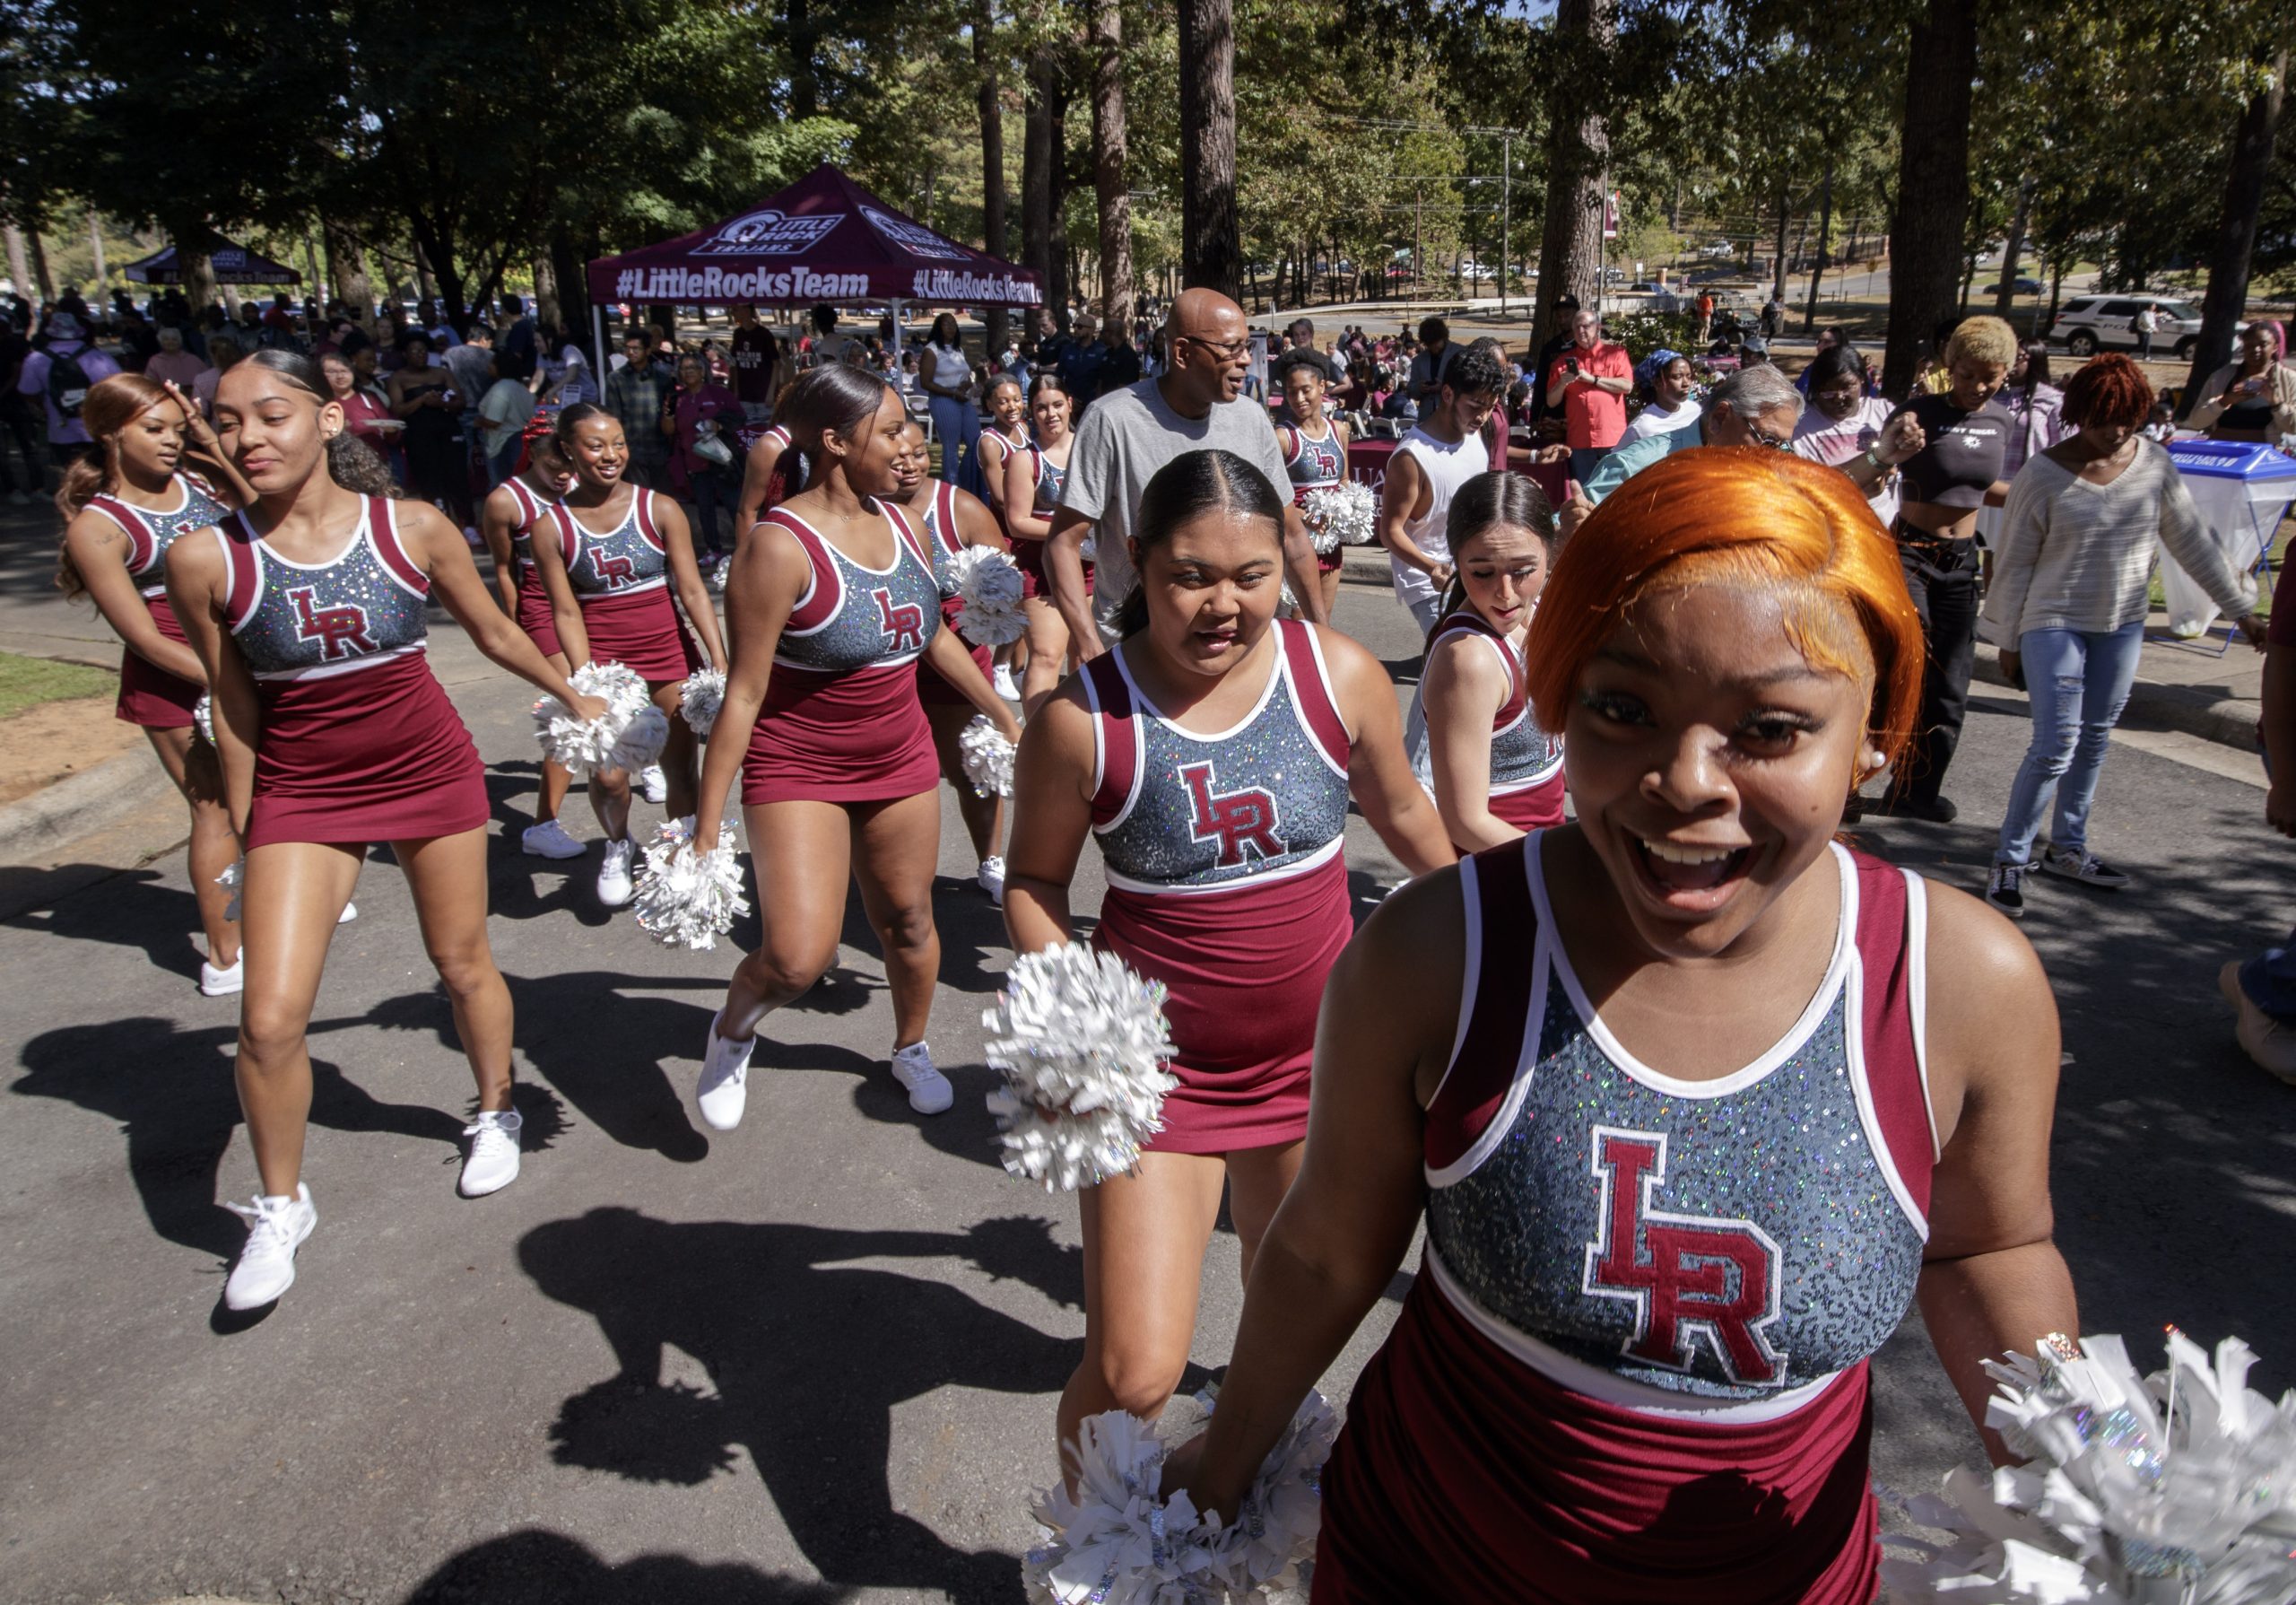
[
  {"left": 1282, "top": 423, "right": 1346, "bottom": 500},
  {"left": 501, "top": 478, "right": 552, "bottom": 571},
  {"left": 1432, "top": 616, "right": 1563, "bottom": 794},
  {"left": 555, "top": 489, "right": 667, "bottom": 598},
  {"left": 1428, "top": 949, "right": 1926, "bottom": 1401},
  {"left": 770, "top": 509, "right": 942, "bottom": 674},
  {"left": 99, "top": 474, "right": 233, "bottom": 596},
  {"left": 226, "top": 505, "right": 431, "bottom": 680},
  {"left": 1028, "top": 446, "right": 1065, "bottom": 515},
  {"left": 1091, "top": 638, "right": 1351, "bottom": 894}
]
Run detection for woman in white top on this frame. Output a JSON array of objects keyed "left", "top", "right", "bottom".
[
  {"left": 1790, "top": 345, "right": 1900, "bottom": 527},
  {"left": 922, "top": 313, "right": 977, "bottom": 484},
  {"left": 1623, "top": 350, "right": 1699, "bottom": 441},
  {"left": 1979, "top": 354, "right": 2263, "bottom": 917},
  {"left": 1997, "top": 340, "right": 2066, "bottom": 478}
]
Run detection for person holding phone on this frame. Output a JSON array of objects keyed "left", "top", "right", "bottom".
[{"left": 1543, "top": 308, "right": 1632, "bottom": 482}]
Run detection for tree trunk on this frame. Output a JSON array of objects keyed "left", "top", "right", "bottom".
[
  {"left": 2046, "top": 249, "right": 2066, "bottom": 328},
  {"left": 1178, "top": 0, "right": 1240, "bottom": 297},
  {"left": 1022, "top": 45, "right": 1056, "bottom": 323},
  {"left": 1802, "top": 155, "right": 1835, "bottom": 333},
  {"left": 2180, "top": 45, "right": 2287, "bottom": 418},
  {"left": 1770, "top": 183, "right": 1790, "bottom": 302},
  {"left": 550, "top": 227, "right": 587, "bottom": 344},
  {"left": 1090, "top": 0, "right": 1133, "bottom": 333},
  {"left": 300, "top": 234, "right": 323, "bottom": 310},
  {"left": 180, "top": 247, "right": 213, "bottom": 318},
  {"left": 412, "top": 233, "right": 439, "bottom": 302},
  {"left": 323, "top": 219, "right": 373, "bottom": 326},
  {"left": 88, "top": 214, "right": 107, "bottom": 287},
  {"left": 1048, "top": 74, "right": 1073, "bottom": 321},
  {"left": 976, "top": 0, "right": 1010, "bottom": 355},
  {"left": 3, "top": 223, "right": 28, "bottom": 301},
  {"left": 787, "top": 0, "right": 819, "bottom": 121},
  {"left": 1534, "top": 0, "right": 1613, "bottom": 335},
  {"left": 1993, "top": 175, "right": 2032, "bottom": 318},
  {"left": 1883, "top": 0, "right": 1977, "bottom": 396},
  {"left": 29, "top": 228, "right": 52, "bottom": 301},
  {"left": 532, "top": 255, "right": 561, "bottom": 329}
]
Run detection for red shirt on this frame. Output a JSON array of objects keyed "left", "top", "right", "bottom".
[{"left": 1560, "top": 341, "right": 1632, "bottom": 450}]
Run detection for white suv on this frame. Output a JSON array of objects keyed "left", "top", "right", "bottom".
[{"left": 2049, "top": 294, "right": 2216, "bottom": 361}]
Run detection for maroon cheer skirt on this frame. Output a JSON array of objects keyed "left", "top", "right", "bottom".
[
  {"left": 1492, "top": 770, "right": 1566, "bottom": 833},
  {"left": 1008, "top": 536, "right": 1092, "bottom": 603},
  {"left": 1093, "top": 854, "right": 1352, "bottom": 1154},
  {"left": 742, "top": 661, "right": 938, "bottom": 806},
  {"left": 514, "top": 563, "right": 562, "bottom": 659},
  {"left": 579, "top": 585, "right": 698, "bottom": 684},
  {"left": 115, "top": 595, "right": 204, "bottom": 730},
  {"left": 917, "top": 596, "right": 995, "bottom": 707},
  {"left": 247, "top": 652, "right": 488, "bottom": 850}
]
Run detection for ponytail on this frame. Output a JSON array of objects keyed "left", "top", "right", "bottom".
[
  {"left": 325, "top": 432, "right": 402, "bottom": 498},
  {"left": 1115, "top": 584, "right": 1149, "bottom": 639}
]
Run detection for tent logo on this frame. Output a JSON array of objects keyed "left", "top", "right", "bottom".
[
  {"left": 862, "top": 205, "right": 969, "bottom": 262},
  {"left": 694, "top": 209, "right": 842, "bottom": 257}
]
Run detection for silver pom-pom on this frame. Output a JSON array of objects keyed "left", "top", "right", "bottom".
[
  {"left": 710, "top": 557, "right": 731, "bottom": 591},
  {"left": 1302, "top": 482, "right": 1375, "bottom": 553},
  {"left": 680, "top": 668, "right": 726, "bottom": 738},
  {"left": 1883, "top": 1329, "right": 2296, "bottom": 1603},
  {"left": 959, "top": 715, "right": 1017, "bottom": 798},
  {"left": 631, "top": 816, "right": 749, "bottom": 951},
  {"left": 1025, "top": 1388, "right": 1339, "bottom": 1604},
  {"left": 984, "top": 943, "right": 1178, "bottom": 1192},
  {"left": 218, "top": 857, "right": 243, "bottom": 923},
  {"left": 948, "top": 545, "right": 1029, "bottom": 646},
  {"left": 192, "top": 693, "right": 214, "bottom": 746},
  {"left": 535, "top": 662, "right": 668, "bottom": 776}
]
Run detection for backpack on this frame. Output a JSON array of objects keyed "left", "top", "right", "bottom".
[{"left": 45, "top": 344, "right": 92, "bottom": 420}]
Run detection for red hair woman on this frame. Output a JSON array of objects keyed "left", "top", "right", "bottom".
[{"left": 1170, "top": 448, "right": 2078, "bottom": 1602}]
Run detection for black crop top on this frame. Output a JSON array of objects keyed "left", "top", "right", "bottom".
[{"left": 1887, "top": 393, "right": 2012, "bottom": 510}]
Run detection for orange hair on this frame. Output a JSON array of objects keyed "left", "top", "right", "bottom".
[
  {"left": 2061, "top": 352, "right": 2152, "bottom": 432},
  {"left": 1524, "top": 447, "right": 1924, "bottom": 774}
]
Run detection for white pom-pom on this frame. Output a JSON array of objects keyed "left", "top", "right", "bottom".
[
  {"left": 710, "top": 557, "right": 731, "bottom": 591},
  {"left": 631, "top": 816, "right": 750, "bottom": 951},
  {"left": 218, "top": 858, "right": 243, "bottom": 923},
  {"left": 1025, "top": 1389, "right": 1338, "bottom": 1604},
  {"left": 535, "top": 662, "right": 666, "bottom": 775},
  {"left": 680, "top": 668, "right": 726, "bottom": 737},
  {"left": 959, "top": 715, "right": 1016, "bottom": 798},
  {"left": 1882, "top": 1329, "right": 2296, "bottom": 1602},
  {"left": 192, "top": 693, "right": 214, "bottom": 746},
  {"left": 948, "top": 545, "right": 1029, "bottom": 646},
  {"left": 1302, "top": 482, "right": 1375, "bottom": 552},
  {"left": 984, "top": 943, "right": 1178, "bottom": 1192}
]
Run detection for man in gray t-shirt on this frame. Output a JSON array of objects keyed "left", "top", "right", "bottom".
[{"left": 1049, "top": 287, "right": 1324, "bottom": 650}]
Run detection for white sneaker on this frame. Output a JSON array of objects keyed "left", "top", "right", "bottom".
[
  {"left": 639, "top": 763, "right": 669, "bottom": 805},
  {"left": 522, "top": 819, "right": 586, "bottom": 859},
  {"left": 696, "top": 1011, "right": 756, "bottom": 1130},
  {"left": 977, "top": 856, "right": 1006, "bottom": 904},
  {"left": 463, "top": 525, "right": 485, "bottom": 548},
  {"left": 222, "top": 1183, "right": 317, "bottom": 1310},
  {"left": 200, "top": 953, "right": 244, "bottom": 996},
  {"left": 338, "top": 901, "right": 358, "bottom": 925},
  {"left": 597, "top": 838, "right": 636, "bottom": 907},
  {"left": 459, "top": 1109, "right": 523, "bottom": 1197},
  {"left": 993, "top": 664, "right": 1021, "bottom": 701},
  {"left": 890, "top": 1041, "right": 952, "bottom": 1114}
]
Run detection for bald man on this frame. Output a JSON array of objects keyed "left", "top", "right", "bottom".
[{"left": 1047, "top": 287, "right": 1327, "bottom": 654}]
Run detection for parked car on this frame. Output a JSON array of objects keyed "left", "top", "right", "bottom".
[
  {"left": 1620, "top": 281, "right": 1682, "bottom": 311},
  {"left": 2048, "top": 294, "right": 2221, "bottom": 360},
  {"left": 1982, "top": 277, "right": 2044, "bottom": 297}
]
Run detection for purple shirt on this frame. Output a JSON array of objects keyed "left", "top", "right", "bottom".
[{"left": 668, "top": 382, "right": 742, "bottom": 492}]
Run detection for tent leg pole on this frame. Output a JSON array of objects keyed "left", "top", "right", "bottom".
[{"left": 592, "top": 302, "right": 608, "bottom": 388}]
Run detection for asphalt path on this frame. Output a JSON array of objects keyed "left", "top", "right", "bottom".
[{"left": 4, "top": 563, "right": 2295, "bottom": 1605}]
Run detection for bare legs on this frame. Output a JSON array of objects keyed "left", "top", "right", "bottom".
[
  {"left": 925, "top": 698, "right": 1004, "bottom": 868},
  {"left": 1022, "top": 597, "right": 1077, "bottom": 719},
  {"left": 146, "top": 724, "right": 240, "bottom": 968},
  {"left": 587, "top": 676, "right": 700, "bottom": 840}
]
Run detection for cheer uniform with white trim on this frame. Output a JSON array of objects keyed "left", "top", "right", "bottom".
[
  {"left": 500, "top": 474, "right": 562, "bottom": 658},
  {"left": 1427, "top": 608, "right": 1563, "bottom": 838},
  {"left": 217, "top": 497, "right": 487, "bottom": 850},
  {"left": 1280, "top": 419, "right": 1348, "bottom": 576},
  {"left": 742, "top": 501, "right": 942, "bottom": 805},
  {"left": 1008, "top": 443, "right": 1088, "bottom": 600},
  {"left": 1081, "top": 619, "right": 1354, "bottom": 1151},
  {"left": 89, "top": 473, "right": 234, "bottom": 728},
  {"left": 1315, "top": 833, "right": 1936, "bottom": 1603},
  {"left": 544, "top": 484, "right": 698, "bottom": 683},
  {"left": 911, "top": 480, "right": 996, "bottom": 710}
]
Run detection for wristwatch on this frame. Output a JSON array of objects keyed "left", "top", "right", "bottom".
[{"left": 1862, "top": 445, "right": 1889, "bottom": 471}]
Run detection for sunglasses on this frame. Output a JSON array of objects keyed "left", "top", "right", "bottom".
[
  {"left": 1177, "top": 333, "right": 1252, "bottom": 362},
  {"left": 1744, "top": 422, "right": 1794, "bottom": 450}
]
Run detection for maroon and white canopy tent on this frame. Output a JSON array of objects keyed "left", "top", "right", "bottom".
[
  {"left": 583, "top": 163, "right": 1041, "bottom": 366},
  {"left": 124, "top": 240, "right": 301, "bottom": 285}
]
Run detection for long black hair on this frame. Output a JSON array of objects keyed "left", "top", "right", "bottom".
[
  {"left": 238, "top": 348, "right": 400, "bottom": 498},
  {"left": 1428, "top": 469, "right": 1559, "bottom": 641},
  {"left": 1114, "top": 449, "right": 1289, "bottom": 638}
]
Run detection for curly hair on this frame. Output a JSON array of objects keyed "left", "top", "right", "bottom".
[{"left": 2060, "top": 353, "right": 2152, "bottom": 432}]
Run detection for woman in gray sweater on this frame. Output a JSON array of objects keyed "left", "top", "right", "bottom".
[{"left": 1979, "top": 354, "right": 2265, "bottom": 915}]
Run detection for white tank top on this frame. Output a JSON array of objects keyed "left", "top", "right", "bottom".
[{"left": 1389, "top": 425, "right": 1489, "bottom": 606}]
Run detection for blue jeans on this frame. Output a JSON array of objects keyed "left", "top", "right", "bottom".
[
  {"left": 485, "top": 433, "right": 523, "bottom": 488},
  {"left": 685, "top": 467, "right": 734, "bottom": 554},
  {"left": 928, "top": 396, "right": 977, "bottom": 482},
  {"left": 1994, "top": 623, "right": 2144, "bottom": 865}
]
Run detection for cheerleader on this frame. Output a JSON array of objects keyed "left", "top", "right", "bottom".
[
  {"left": 524, "top": 403, "right": 728, "bottom": 908},
  {"left": 475, "top": 433, "right": 584, "bottom": 860},
  {"left": 56, "top": 373, "right": 249, "bottom": 992},
  {"left": 1001, "top": 374, "right": 1082, "bottom": 715},
  {"left": 166, "top": 350, "right": 611, "bottom": 1311},
  {"left": 887, "top": 419, "right": 1013, "bottom": 900},
  {"left": 1274, "top": 350, "right": 1352, "bottom": 620},
  {"left": 1415, "top": 472, "right": 1566, "bottom": 851},
  {"left": 689, "top": 365, "right": 1020, "bottom": 1130},
  {"left": 971, "top": 374, "right": 1030, "bottom": 510},
  {"left": 1168, "top": 449, "right": 2076, "bottom": 1601},
  {"left": 1002, "top": 448, "right": 1451, "bottom": 1475},
  {"left": 735, "top": 414, "right": 807, "bottom": 542}
]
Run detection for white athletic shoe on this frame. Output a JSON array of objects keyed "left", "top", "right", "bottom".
[
  {"left": 339, "top": 901, "right": 358, "bottom": 925},
  {"left": 890, "top": 1042, "right": 952, "bottom": 1115},
  {"left": 199, "top": 953, "right": 244, "bottom": 996},
  {"left": 597, "top": 838, "right": 636, "bottom": 907},
  {"left": 639, "top": 763, "right": 669, "bottom": 805},
  {"left": 521, "top": 819, "right": 586, "bottom": 859},
  {"left": 696, "top": 1011, "right": 756, "bottom": 1130},
  {"left": 458, "top": 1109, "right": 523, "bottom": 1197},
  {"left": 222, "top": 1184, "right": 317, "bottom": 1310},
  {"left": 993, "top": 664, "right": 1021, "bottom": 702},
  {"left": 977, "top": 856, "right": 1006, "bottom": 905}
]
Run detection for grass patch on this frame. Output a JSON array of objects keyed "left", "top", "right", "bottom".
[{"left": 0, "top": 651, "right": 117, "bottom": 720}]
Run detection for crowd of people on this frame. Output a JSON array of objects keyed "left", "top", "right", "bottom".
[{"left": 19, "top": 262, "right": 2296, "bottom": 1599}]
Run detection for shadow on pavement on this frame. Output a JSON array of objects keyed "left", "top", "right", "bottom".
[
  {"left": 519, "top": 1208, "right": 1079, "bottom": 1601},
  {"left": 401, "top": 1527, "right": 851, "bottom": 1603},
  {"left": 1, "top": 863, "right": 197, "bottom": 973}
]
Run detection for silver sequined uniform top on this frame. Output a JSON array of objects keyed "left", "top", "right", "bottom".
[
  {"left": 221, "top": 502, "right": 431, "bottom": 681},
  {"left": 771, "top": 505, "right": 943, "bottom": 675},
  {"left": 92, "top": 474, "right": 233, "bottom": 598},
  {"left": 556, "top": 489, "right": 666, "bottom": 598},
  {"left": 1434, "top": 618, "right": 1562, "bottom": 794},
  {"left": 1282, "top": 423, "right": 1346, "bottom": 502}
]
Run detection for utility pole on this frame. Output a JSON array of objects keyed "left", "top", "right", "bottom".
[{"left": 1500, "top": 131, "right": 1512, "bottom": 318}]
